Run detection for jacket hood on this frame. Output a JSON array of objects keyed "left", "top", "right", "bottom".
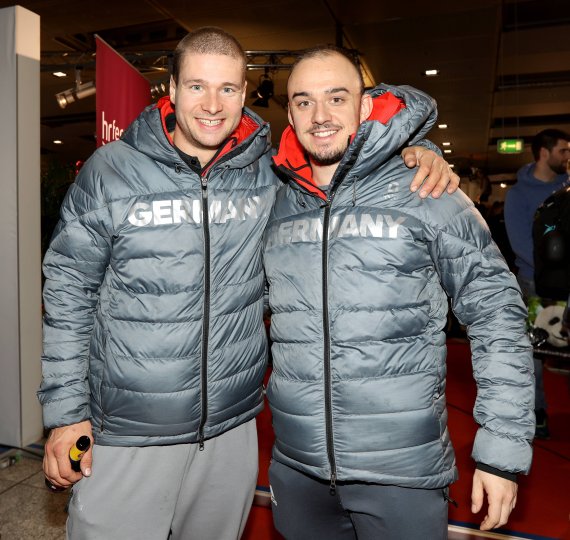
[
  {"left": 122, "top": 95, "right": 271, "bottom": 172},
  {"left": 516, "top": 162, "right": 569, "bottom": 188},
  {"left": 273, "top": 84, "right": 437, "bottom": 197}
]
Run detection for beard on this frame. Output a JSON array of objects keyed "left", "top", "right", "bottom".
[
  {"left": 549, "top": 161, "right": 569, "bottom": 175},
  {"left": 304, "top": 132, "right": 350, "bottom": 166},
  {"left": 306, "top": 147, "right": 347, "bottom": 166}
]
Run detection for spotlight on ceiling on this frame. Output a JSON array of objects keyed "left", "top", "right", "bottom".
[
  {"left": 251, "top": 72, "right": 274, "bottom": 108},
  {"left": 55, "top": 81, "right": 96, "bottom": 109},
  {"left": 55, "top": 66, "right": 96, "bottom": 109},
  {"left": 151, "top": 81, "right": 168, "bottom": 99}
]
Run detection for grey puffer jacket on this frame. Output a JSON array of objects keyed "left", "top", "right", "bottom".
[
  {"left": 38, "top": 97, "right": 278, "bottom": 446},
  {"left": 264, "top": 84, "right": 534, "bottom": 489}
]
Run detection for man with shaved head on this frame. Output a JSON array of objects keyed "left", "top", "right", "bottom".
[{"left": 264, "top": 45, "right": 534, "bottom": 539}]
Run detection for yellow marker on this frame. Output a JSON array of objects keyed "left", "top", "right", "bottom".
[{"left": 69, "top": 436, "right": 91, "bottom": 472}]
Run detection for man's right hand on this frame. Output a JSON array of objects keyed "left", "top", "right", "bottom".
[{"left": 44, "top": 420, "right": 93, "bottom": 489}]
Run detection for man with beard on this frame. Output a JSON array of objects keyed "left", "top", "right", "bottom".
[
  {"left": 505, "top": 128, "right": 570, "bottom": 439},
  {"left": 264, "top": 45, "right": 534, "bottom": 539},
  {"left": 38, "top": 28, "right": 457, "bottom": 540}
]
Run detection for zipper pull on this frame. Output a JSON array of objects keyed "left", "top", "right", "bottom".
[
  {"left": 199, "top": 435, "right": 205, "bottom": 451},
  {"left": 444, "top": 491, "right": 458, "bottom": 507},
  {"left": 329, "top": 472, "right": 337, "bottom": 496}
]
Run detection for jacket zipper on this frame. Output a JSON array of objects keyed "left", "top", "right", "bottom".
[
  {"left": 198, "top": 174, "right": 211, "bottom": 450},
  {"left": 284, "top": 138, "right": 364, "bottom": 494},
  {"left": 322, "top": 180, "right": 348, "bottom": 495},
  {"left": 321, "top": 197, "right": 337, "bottom": 494},
  {"left": 99, "top": 331, "right": 111, "bottom": 433}
]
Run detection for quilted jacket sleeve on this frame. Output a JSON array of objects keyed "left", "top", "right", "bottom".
[
  {"left": 427, "top": 192, "right": 535, "bottom": 474},
  {"left": 38, "top": 159, "right": 113, "bottom": 429}
]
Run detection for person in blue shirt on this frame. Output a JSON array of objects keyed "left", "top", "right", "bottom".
[{"left": 504, "top": 128, "right": 570, "bottom": 438}]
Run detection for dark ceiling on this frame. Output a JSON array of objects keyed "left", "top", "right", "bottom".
[{"left": 2, "top": 0, "right": 569, "bottom": 176}]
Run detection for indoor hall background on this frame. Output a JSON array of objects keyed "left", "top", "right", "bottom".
[
  {"left": 0, "top": 0, "right": 567, "bottom": 179},
  {"left": 0, "top": 0, "right": 569, "bottom": 538}
]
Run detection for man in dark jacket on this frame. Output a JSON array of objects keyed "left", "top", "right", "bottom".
[
  {"left": 38, "top": 29, "right": 458, "bottom": 539},
  {"left": 264, "top": 45, "right": 534, "bottom": 539}
]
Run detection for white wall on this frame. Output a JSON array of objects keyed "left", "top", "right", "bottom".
[{"left": 0, "top": 5, "right": 43, "bottom": 448}]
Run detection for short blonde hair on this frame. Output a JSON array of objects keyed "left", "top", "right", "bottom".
[{"left": 172, "top": 27, "right": 247, "bottom": 84}]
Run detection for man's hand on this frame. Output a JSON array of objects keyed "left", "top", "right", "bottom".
[
  {"left": 402, "top": 146, "right": 460, "bottom": 199},
  {"left": 44, "top": 420, "right": 93, "bottom": 489},
  {"left": 471, "top": 469, "right": 518, "bottom": 531}
]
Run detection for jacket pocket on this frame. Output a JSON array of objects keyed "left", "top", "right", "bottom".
[{"left": 97, "top": 331, "right": 111, "bottom": 432}]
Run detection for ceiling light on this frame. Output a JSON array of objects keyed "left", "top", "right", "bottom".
[
  {"left": 52, "top": 71, "right": 67, "bottom": 78},
  {"left": 55, "top": 66, "right": 96, "bottom": 108},
  {"left": 151, "top": 82, "right": 168, "bottom": 99},
  {"left": 438, "top": 124, "right": 448, "bottom": 129},
  {"left": 449, "top": 164, "right": 455, "bottom": 169},
  {"left": 444, "top": 149, "right": 452, "bottom": 154},
  {"left": 53, "top": 140, "right": 63, "bottom": 144},
  {"left": 251, "top": 71, "right": 274, "bottom": 108},
  {"left": 442, "top": 142, "right": 451, "bottom": 146},
  {"left": 424, "top": 69, "right": 439, "bottom": 76},
  {"left": 500, "top": 183, "right": 507, "bottom": 188},
  {"left": 55, "top": 81, "right": 96, "bottom": 109}
]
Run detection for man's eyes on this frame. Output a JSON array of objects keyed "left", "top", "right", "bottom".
[
  {"left": 186, "top": 85, "right": 238, "bottom": 93},
  {"left": 295, "top": 97, "right": 345, "bottom": 108}
]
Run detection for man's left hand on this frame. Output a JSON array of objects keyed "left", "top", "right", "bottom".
[
  {"left": 402, "top": 146, "right": 459, "bottom": 198},
  {"left": 471, "top": 469, "right": 518, "bottom": 531}
]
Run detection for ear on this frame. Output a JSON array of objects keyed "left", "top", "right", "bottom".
[
  {"left": 360, "top": 93, "right": 373, "bottom": 122},
  {"left": 241, "top": 80, "right": 247, "bottom": 108},
  {"left": 287, "top": 104, "right": 294, "bottom": 128},
  {"left": 169, "top": 76, "right": 176, "bottom": 104}
]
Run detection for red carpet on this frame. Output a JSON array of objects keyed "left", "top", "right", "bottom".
[
  {"left": 445, "top": 341, "right": 570, "bottom": 539},
  {"left": 243, "top": 341, "right": 570, "bottom": 539}
]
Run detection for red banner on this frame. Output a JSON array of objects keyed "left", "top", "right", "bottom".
[{"left": 96, "top": 36, "right": 150, "bottom": 147}]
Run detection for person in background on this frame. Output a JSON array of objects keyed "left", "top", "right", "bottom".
[
  {"left": 38, "top": 28, "right": 458, "bottom": 540},
  {"left": 264, "top": 45, "right": 534, "bottom": 539},
  {"left": 504, "top": 128, "right": 570, "bottom": 439}
]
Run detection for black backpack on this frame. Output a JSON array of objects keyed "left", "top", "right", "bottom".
[{"left": 533, "top": 186, "right": 570, "bottom": 300}]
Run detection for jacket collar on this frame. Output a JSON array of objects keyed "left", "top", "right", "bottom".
[{"left": 272, "top": 90, "right": 405, "bottom": 199}]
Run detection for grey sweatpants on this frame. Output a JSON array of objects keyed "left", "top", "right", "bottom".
[
  {"left": 67, "top": 420, "right": 258, "bottom": 540},
  {"left": 269, "top": 460, "right": 448, "bottom": 540}
]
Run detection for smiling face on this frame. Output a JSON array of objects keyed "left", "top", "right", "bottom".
[
  {"left": 170, "top": 53, "right": 246, "bottom": 165},
  {"left": 287, "top": 51, "right": 372, "bottom": 182}
]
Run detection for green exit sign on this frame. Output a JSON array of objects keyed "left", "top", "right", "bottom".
[{"left": 497, "top": 139, "right": 524, "bottom": 154}]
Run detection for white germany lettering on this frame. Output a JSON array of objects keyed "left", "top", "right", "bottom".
[{"left": 127, "top": 196, "right": 266, "bottom": 227}]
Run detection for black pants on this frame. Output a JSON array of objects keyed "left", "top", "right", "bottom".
[{"left": 269, "top": 460, "right": 449, "bottom": 540}]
